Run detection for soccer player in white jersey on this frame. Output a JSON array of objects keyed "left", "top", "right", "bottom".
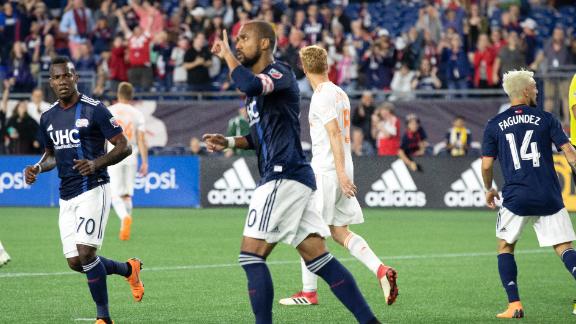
[
  {"left": 0, "top": 240, "right": 10, "bottom": 267},
  {"left": 279, "top": 45, "right": 399, "bottom": 306},
  {"left": 107, "top": 82, "right": 148, "bottom": 240}
]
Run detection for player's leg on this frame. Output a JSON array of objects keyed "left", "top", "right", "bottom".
[
  {"left": 109, "top": 164, "right": 130, "bottom": 227},
  {"left": 239, "top": 181, "right": 280, "bottom": 324},
  {"left": 297, "top": 235, "right": 379, "bottom": 324},
  {"left": 119, "top": 164, "right": 137, "bottom": 240},
  {"left": 331, "top": 225, "right": 398, "bottom": 305},
  {"left": 0, "top": 240, "right": 11, "bottom": 267},
  {"left": 495, "top": 207, "right": 527, "bottom": 318},
  {"left": 278, "top": 257, "right": 319, "bottom": 306},
  {"left": 554, "top": 242, "right": 576, "bottom": 315}
]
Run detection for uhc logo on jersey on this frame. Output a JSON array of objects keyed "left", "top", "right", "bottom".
[
  {"left": 49, "top": 128, "right": 80, "bottom": 150},
  {"left": 246, "top": 100, "right": 260, "bottom": 126}
]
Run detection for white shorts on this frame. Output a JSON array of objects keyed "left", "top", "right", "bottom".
[
  {"left": 59, "top": 184, "right": 111, "bottom": 258},
  {"left": 496, "top": 207, "right": 576, "bottom": 247},
  {"left": 243, "top": 179, "right": 330, "bottom": 247},
  {"left": 108, "top": 163, "right": 137, "bottom": 197},
  {"left": 315, "top": 173, "right": 364, "bottom": 226}
]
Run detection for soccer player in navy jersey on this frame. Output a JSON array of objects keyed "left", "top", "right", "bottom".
[
  {"left": 24, "top": 57, "right": 144, "bottom": 324},
  {"left": 203, "top": 21, "right": 380, "bottom": 323},
  {"left": 482, "top": 70, "right": 576, "bottom": 318}
]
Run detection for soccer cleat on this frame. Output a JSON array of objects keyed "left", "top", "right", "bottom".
[
  {"left": 377, "top": 265, "right": 398, "bottom": 305},
  {"left": 119, "top": 216, "right": 132, "bottom": 241},
  {"left": 0, "top": 248, "right": 11, "bottom": 267},
  {"left": 279, "top": 291, "right": 318, "bottom": 306},
  {"left": 496, "top": 301, "right": 524, "bottom": 318},
  {"left": 94, "top": 319, "right": 114, "bottom": 324},
  {"left": 126, "top": 258, "right": 144, "bottom": 302}
]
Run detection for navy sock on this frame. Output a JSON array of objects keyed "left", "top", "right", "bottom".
[
  {"left": 498, "top": 253, "right": 520, "bottom": 302},
  {"left": 239, "top": 252, "right": 273, "bottom": 324},
  {"left": 83, "top": 257, "right": 110, "bottom": 319},
  {"left": 561, "top": 248, "right": 576, "bottom": 280},
  {"left": 306, "top": 253, "right": 377, "bottom": 324},
  {"left": 99, "top": 256, "right": 130, "bottom": 277}
]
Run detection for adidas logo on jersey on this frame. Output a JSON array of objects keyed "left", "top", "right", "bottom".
[
  {"left": 444, "top": 159, "right": 497, "bottom": 207},
  {"left": 365, "top": 159, "right": 426, "bottom": 207},
  {"left": 207, "top": 158, "right": 257, "bottom": 205}
]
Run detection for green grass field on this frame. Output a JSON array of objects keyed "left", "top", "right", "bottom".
[{"left": 0, "top": 208, "right": 574, "bottom": 323}]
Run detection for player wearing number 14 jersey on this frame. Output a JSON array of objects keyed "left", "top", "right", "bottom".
[
  {"left": 481, "top": 70, "right": 576, "bottom": 318},
  {"left": 279, "top": 46, "right": 398, "bottom": 307}
]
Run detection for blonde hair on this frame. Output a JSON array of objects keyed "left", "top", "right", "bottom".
[
  {"left": 117, "top": 82, "right": 134, "bottom": 101},
  {"left": 299, "top": 45, "right": 328, "bottom": 74},
  {"left": 502, "top": 70, "right": 535, "bottom": 99}
]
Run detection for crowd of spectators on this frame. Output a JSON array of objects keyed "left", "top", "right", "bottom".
[{"left": 0, "top": 0, "right": 573, "bottom": 98}]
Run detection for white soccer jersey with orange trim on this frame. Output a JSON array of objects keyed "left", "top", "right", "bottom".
[
  {"left": 308, "top": 81, "right": 353, "bottom": 177},
  {"left": 107, "top": 102, "right": 146, "bottom": 165}
]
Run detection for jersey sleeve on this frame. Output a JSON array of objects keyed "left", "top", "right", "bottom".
[
  {"left": 549, "top": 114, "right": 569, "bottom": 148},
  {"left": 94, "top": 103, "right": 123, "bottom": 140},
  {"left": 231, "top": 65, "right": 293, "bottom": 97},
  {"left": 481, "top": 123, "right": 498, "bottom": 157},
  {"left": 38, "top": 114, "right": 53, "bottom": 150},
  {"left": 313, "top": 91, "right": 338, "bottom": 125}
]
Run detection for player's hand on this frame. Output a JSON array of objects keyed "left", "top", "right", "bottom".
[
  {"left": 138, "top": 162, "right": 148, "bottom": 176},
  {"left": 202, "top": 133, "right": 227, "bottom": 152},
  {"left": 211, "top": 30, "right": 232, "bottom": 59},
  {"left": 485, "top": 189, "right": 500, "bottom": 209},
  {"left": 24, "top": 165, "right": 39, "bottom": 185},
  {"left": 73, "top": 159, "right": 96, "bottom": 176},
  {"left": 338, "top": 174, "right": 358, "bottom": 198}
]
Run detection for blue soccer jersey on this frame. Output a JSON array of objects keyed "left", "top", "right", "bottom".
[
  {"left": 482, "top": 104, "right": 569, "bottom": 216},
  {"left": 231, "top": 61, "right": 316, "bottom": 190},
  {"left": 39, "top": 94, "right": 123, "bottom": 200}
]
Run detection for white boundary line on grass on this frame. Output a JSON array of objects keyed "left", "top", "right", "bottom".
[{"left": 0, "top": 248, "right": 549, "bottom": 279}]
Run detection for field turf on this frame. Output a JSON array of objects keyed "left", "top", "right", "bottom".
[{"left": 0, "top": 208, "right": 574, "bottom": 323}]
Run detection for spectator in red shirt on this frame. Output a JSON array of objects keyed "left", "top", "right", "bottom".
[
  {"left": 371, "top": 102, "right": 401, "bottom": 156},
  {"left": 130, "top": 0, "right": 164, "bottom": 35},
  {"left": 108, "top": 35, "right": 129, "bottom": 92},
  {"left": 471, "top": 34, "right": 497, "bottom": 88},
  {"left": 117, "top": 9, "right": 153, "bottom": 91}
]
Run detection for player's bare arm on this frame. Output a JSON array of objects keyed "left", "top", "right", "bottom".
[
  {"left": 137, "top": 131, "right": 148, "bottom": 176},
  {"left": 325, "top": 119, "right": 357, "bottom": 198},
  {"left": 202, "top": 133, "right": 252, "bottom": 152},
  {"left": 481, "top": 156, "right": 500, "bottom": 209},
  {"left": 24, "top": 148, "right": 56, "bottom": 184},
  {"left": 560, "top": 142, "right": 576, "bottom": 174},
  {"left": 73, "top": 133, "right": 132, "bottom": 176}
]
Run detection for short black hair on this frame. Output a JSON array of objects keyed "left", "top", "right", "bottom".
[
  {"left": 247, "top": 20, "right": 276, "bottom": 52},
  {"left": 51, "top": 56, "right": 72, "bottom": 65}
]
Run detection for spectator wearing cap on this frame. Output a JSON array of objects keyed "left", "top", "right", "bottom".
[
  {"left": 117, "top": 9, "right": 154, "bottom": 91},
  {"left": 520, "top": 18, "right": 538, "bottom": 65},
  {"left": 360, "top": 29, "right": 396, "bottom": 91},
  {"left": 471, "top": 34, "right": 497, "bottom": 89},
  {"left": 184, "top": 32, "right": 212, "bottom": 92},
  {"left": 398, "top": 114, "right": 429, "bottom": 171},
  {"left": 371, "top": 102, "right": 400, "bottom": 157},
  {"left": 59, "top": 0, "right": 94, "bottom": 59},
  {"left": 189, "top": 6, "right": 207, "bottom": 35}
]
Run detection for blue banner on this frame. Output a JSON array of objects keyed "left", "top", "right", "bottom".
[{"left": 0, "top": 156, "right": 200, "bottom": 207}]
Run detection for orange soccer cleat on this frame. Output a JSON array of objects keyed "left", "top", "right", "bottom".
[
  {"left": 496, "top": 301, "right": 524, "bottom": 319},
  {"left": 377, "top": 264, "right": 399, "bottom": 306},
  {"left": 126, "top": 258, "right": 144, "bottom": 302},
  {"left": 94, "top": 319, "right": 113, "bottom": 324},
  {"left": 119, "top": 216, "right": 132, "bottom": 241}
]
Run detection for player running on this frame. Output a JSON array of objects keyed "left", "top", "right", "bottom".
[
  {"left": 278, "top": 45, "right": 398, "bottom": 307},
  {"left": 204, "top": 22, "right": 381, "bottom": 323},
  {"left": 482, "top": 70, "right": 576, "bottom": 318},
  {"left": 24, "top": 57, "right": 144, "bottom": 324},
  {"left": 0, "top": 240, "right": 10, "bottom": 267},
  {"left": 107, "top": 82, "right": 148, "bottom": 241}
]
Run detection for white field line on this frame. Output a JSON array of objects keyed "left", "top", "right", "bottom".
[{"left": 0, "top": 249, "right": 549, "bottom": 279}]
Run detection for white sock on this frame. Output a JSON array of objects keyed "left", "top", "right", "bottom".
[
  {"left": 0, "top": 241, "right": 4, "bottom": 251},
  {"left": 300, "top": 257, "right": 318, "bottom": 292},
  {"left": 123, "top": 197, "right": 133, "bottom": 216},
  {"left": 111, "top": 196, "right": 129, "bottom": 220},
  {"left": 345, "top": 232, "right": 383, "bottom": 276}
]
